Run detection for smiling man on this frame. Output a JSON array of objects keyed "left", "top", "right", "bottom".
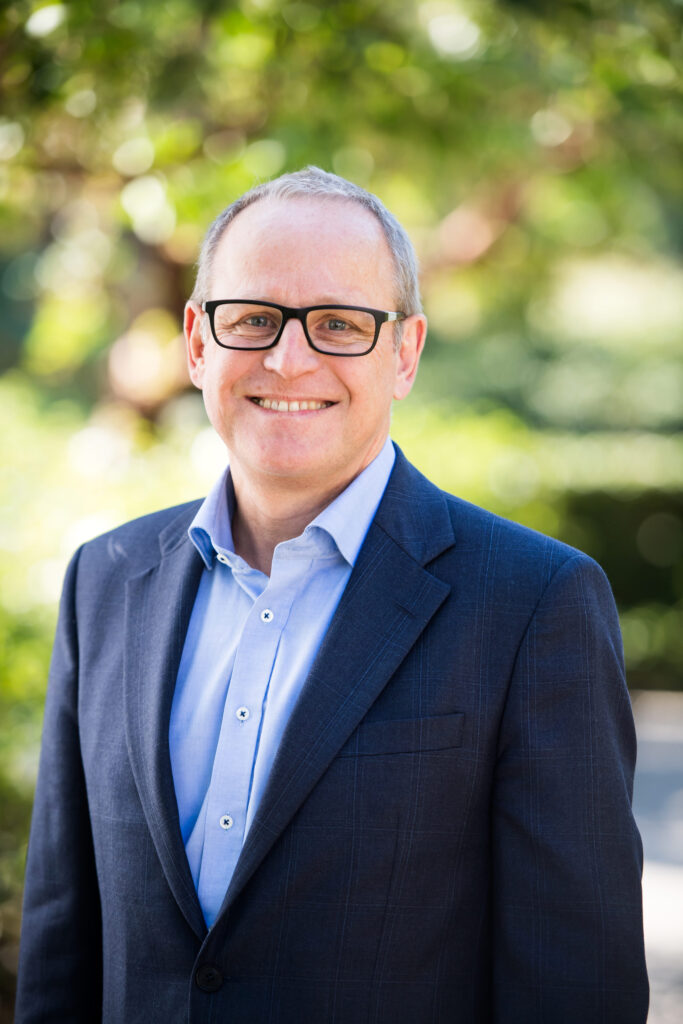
[{"left": 17, "top": 168, "right": 648, "bottom": 1023}]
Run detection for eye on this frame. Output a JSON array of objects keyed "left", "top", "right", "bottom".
[
  {"left": 243, "top": 314, "right": 273, "bottom": 328},
  {"left": 325, "top": 317, "right": 351, "bottom": 331}
]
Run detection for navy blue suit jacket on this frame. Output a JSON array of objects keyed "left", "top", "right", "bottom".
[{"left": 16, "top": 448, "right": 648, "bottom": 1022}]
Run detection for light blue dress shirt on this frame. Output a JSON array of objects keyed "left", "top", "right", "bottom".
[{"left": 169, "top": 437, "right": 395, "bottom": 927}]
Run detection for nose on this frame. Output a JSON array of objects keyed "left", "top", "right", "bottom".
[{"left": 262, "top": 317, "right": 321, "bottom": 378}]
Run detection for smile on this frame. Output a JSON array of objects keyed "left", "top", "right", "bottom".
[{"left": 250, "top": 397, "right": 334, "bottom": 412}]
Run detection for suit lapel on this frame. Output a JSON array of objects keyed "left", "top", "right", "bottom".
[
  {"left": 123, "top": 509, "right": 207, "bottom": 940},
  {"left": 219, "top": 450, "right": 455, "bottom": 914}
]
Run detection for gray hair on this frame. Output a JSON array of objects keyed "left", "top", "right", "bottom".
[{"left": 190, "top": 166, "right": 422, "bottom": 319}]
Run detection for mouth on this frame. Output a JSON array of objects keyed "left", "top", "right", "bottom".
[{"left": 249, "top": 397, "right": 335, "bottom": 412}]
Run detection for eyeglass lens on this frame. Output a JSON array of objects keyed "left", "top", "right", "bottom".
[{"left": 212, "top": 302, "right": 377, "bottom": 354}]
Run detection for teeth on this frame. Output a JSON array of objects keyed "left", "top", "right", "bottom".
[{"left": 253, "top": 398, "right": 330, "bottom": 412}]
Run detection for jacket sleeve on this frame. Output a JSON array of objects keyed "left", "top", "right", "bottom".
[
  {"left": 491, "top": 553, "right": 649, "bottom": 1023},
  {"left": 15, "top": 546, "right": 102, "bottom": 1023}
]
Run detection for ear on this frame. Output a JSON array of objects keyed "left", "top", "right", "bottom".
[
  {"left": 184, "top": 301, "right": 206, "bottom": 389},
  {"left": 393, "top": 314, "right": 427, "bottom": 401}
]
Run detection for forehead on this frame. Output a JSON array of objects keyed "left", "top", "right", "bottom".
[{"left": 209, "top": 196, "right": 396, "bottom": 303}]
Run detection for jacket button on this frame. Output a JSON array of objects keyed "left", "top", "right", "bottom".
[{"left": 195, "top": 963, "right": 223, "bottom": 992}]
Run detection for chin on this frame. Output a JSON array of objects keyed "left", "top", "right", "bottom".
[
  {"left": 249, "top": 439, "right": 331, "bottom": 474},
  {"left": 260, "top": 457, "right": 326, "bottom": 481}
]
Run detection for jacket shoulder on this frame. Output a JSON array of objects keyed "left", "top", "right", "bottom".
[
  {"left": 439, "top": 487, "right": 615, "bottom": 611},
  {"left": 389, "top": 449, "right": 606, "bottom": 599},
  {"left": 76, "top": 498, "right": 203, "bottom": 576},
  {"left": 446, "top": 488, "right": 578, "bottom": 558},
  {"left": 390, "top": 446, "right": 585, "bottom": 570}
]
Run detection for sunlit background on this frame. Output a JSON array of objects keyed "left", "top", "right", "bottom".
[{"left": 1, "top": 0, "right": 681, "bottom": 1019}]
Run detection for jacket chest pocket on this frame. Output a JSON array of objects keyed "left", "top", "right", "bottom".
[
  {"left": 337, "top": 711, "right": 465, "bottom": 757},
  {"left": 298, "top": 712, "right": 470, "bottom": 833},
  {"left": 292, "top": 710, "right": 476, "bottom": 909}
]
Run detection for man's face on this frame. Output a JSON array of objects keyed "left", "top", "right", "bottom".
[{"left": 185, "top": 196, "right": 425, "bottom": 498}]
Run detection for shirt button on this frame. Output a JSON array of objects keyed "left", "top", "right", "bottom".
[
  {"left": 216, "top": 553, "right": 229, "bottom": 565},
  {"left": 235, "top": 706, "right": 250, "bottom": 722},
  {"left": 260, "top": 608, "right": 274, "bottom": 623},
  {"left": 219, "top": 814, "right": 234, "bottom": 830}
]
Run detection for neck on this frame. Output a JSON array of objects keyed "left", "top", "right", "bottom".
[{"left": 229, "top": 469, "right": 356, "bottom": 575}]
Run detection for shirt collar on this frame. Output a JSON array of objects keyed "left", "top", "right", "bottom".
[
  {"left": 188, "top": 470, "right": 237, "bottom": 569},
  {"left": 188, "top": 436, "right": 395, "bottom": 570},
  {"left": 306, "top": 436, "right": 395, "bottom": 566}
]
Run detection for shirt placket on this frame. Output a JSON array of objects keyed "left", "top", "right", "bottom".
[{"left": 195, "top": 558, "right": 302, "bottom": 920}]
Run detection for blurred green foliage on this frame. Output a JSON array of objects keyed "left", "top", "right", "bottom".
[{"left": 0, "top": 0, "right": 681, "bottom": 1011}]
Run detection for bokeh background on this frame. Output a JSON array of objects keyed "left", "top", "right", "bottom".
[{"left": 1, "top": 0, "right": 681, "bottom": 1019}]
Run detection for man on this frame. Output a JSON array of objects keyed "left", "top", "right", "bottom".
[{"left": 16, "top": 167, "right": 648, "bottom": 1023}]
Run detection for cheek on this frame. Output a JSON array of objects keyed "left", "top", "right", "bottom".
[
  {"left": 199, "top": 352, "right": 250, "bottom": 408},
  {"left": 200, "top": 373, "right": 238, "bottom": 434},
  {"left": 355, "top": 372, "right": 396, "bottom": 414},
  {"left": 345, "top": 352, "right": 396, "bottom": 403}
]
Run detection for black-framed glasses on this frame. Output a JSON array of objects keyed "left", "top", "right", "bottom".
[{"left": 201, "top": 300, "right": 406, "bottom": 357}]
